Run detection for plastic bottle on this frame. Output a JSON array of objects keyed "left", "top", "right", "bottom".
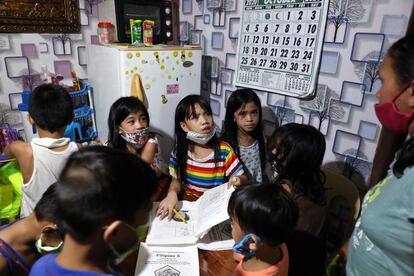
[{"left": 98, "top": 22, "right": 114, "bottom": 45}]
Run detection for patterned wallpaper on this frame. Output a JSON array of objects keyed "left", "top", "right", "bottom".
[
  {"left": 0, "top": 0, "right": 99, "bottom": 139},
  {"left": 0, "top": 0, "right": 412, "bottom": 183},
  {"left": 179, "top": 0, "right": 413, "bottom": 183}
]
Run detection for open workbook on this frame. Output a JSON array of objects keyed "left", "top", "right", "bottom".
[{"left": 146, "top": 184, "right": 234, "bottom": 250}]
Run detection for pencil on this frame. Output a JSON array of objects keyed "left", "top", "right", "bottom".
[{"left": 173, "top": 208, "right": 187, "bottom": 224}]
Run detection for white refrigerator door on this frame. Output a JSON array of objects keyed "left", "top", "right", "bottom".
[
  {"left": 119, "top": 48, "right": 202, "bottom": 159},
  {"left": 87, "top": 45, "right": 125, "bottom": 144}
]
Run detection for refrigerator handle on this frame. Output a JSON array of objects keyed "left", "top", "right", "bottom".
[{"left": 130, "top": 73, "right": 146, "bottom": 104}]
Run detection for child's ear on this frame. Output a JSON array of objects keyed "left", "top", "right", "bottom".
[
  {"left": 103, "top": 220, "right": 123, "bottom": 242},
  {"left": 28, "top": 115, "right": 35, "bottom": 125},
  {"left": 40, "top": 224, "right": 62, "bottom": 246},
  {"left": 180, "top": 122, "right": 189, "bottom": 133},
  {"left": 248, "top": 235, "right": 260, "bottom": 251}
]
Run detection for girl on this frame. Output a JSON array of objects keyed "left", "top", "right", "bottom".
[
  {"left": 347, "top": 35, "right": 414, "bottom": 276},
  {"left": 221, "top": 89, "right": 266, "bottom": 184},
  {"left": 107, "top": 97, "right": 164, "bottom": 174},
  {"left": 268, "top": 123, "right": 327, "bottom": 238},
  {"left": 157, "top": 95, "right": 246, "bottom": 220}
]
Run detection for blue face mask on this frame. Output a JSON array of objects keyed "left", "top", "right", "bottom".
[{"left": 232, "top": 233, "right": 262, "bottom": 258}]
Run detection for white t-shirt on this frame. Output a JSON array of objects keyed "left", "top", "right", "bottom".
[{"left": 20, "top": 137, "right": 78, "bottom": 217}]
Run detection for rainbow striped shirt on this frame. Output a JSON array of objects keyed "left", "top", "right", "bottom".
[{"left": 169, "top": 141, "right": 244, "bottom": 201}]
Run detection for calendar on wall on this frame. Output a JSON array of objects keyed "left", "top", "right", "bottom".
[{"left": 234, "top": 0, "right": 329, "bottom": 99}]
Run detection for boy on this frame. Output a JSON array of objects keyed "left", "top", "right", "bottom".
[
  {"left": 4, "top": 84, "right": 78, "bottom": 217},
  {"left": 228, "top": 184, "right": 298, "bottom": 276},
  {"left": 30, "top": 146, "right": 157, "bottom": 275},
  {"left": 0, "top": 184, "right": 62, "bottom": 276}
]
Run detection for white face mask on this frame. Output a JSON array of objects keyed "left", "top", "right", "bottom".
[
  {"left": 119, "top": 127, "right": 149, "bottom": 149},
  {"left": 35, "top": 237, "right": 63, "bottom": 255},
  {"left": 186, "top": 125, "right": 217, "bottom": 144}
]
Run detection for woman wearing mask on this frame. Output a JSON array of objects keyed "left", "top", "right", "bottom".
[{"left": 347, "top": 35, "right": 414, "bottom": 275}]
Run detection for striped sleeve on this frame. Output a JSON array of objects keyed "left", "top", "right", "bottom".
[
  {"left": 168, "top": 148, "right": 178, "bottom": 178},
  {"left": 221, "top": 142, "right": 244, "bottom": 177}
]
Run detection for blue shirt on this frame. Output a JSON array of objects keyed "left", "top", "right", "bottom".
[
  {"left": 346, "top": 165, "right": 414, "bottom": 275},
  {"left": 30, "top": 254, "right": 119, "bottom": 276}
]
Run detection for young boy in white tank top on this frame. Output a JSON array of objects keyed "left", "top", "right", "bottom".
[{"left": 4, "top": 84, "right": 79, "bottom": 217}]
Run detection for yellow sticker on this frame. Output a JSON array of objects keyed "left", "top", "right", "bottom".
[
  {"left": 173, "top": 51, "right": 178, "bottom": 57},
  {"left": 136, "top": 53, "right": 141, "bottom": 58},
  {"left": 188, "top": 52, "right": 193, "bottom": 57},
  {"left": 144, "top": 83, "right": 151, "bottom": 89},
  {"left": 127, "top": 53, "right": 133, "bottom": 59},
  {"left": 161, "top": 65, "right": 165, "bottom": 70}
]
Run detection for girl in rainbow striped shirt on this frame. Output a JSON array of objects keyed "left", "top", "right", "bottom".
[{"left": 157, "top": 95, "right": 247, "bottom": 220}]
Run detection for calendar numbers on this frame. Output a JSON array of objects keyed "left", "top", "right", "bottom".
[{"left": 235, "top": 0, "right": 328, "bottom": 97}]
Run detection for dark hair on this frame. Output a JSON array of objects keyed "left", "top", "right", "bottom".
[
  {"left": 220, "top": 89, "right": 265, "bottom": 182},
  {"left": 107, "top": 96, "right": 150, "bottom": 151},
  {"left": 389, "top": 35, "right": 414, "bottom": 177},
  {"left": 387, "top": 35, "right": 414, "bottom": 86},
  {"left": 28, "top": 84, "right": 73, "bottom": 133},
  {"left": 34, "top": 184, "right": 60, "bottom": 224},
  {"left": 174, "top": 95, "right": 219, "bottom": 181},
  {"left": 56, "top": 146, "right": 157, "bottom": 240},
  {"left": 228, "top": 184, "right": 298, "bottom": 246},
  {"left": 269, "top": 123, "right": 326, "bottom": 205}
]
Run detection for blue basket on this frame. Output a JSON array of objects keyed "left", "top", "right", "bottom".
[{"left": 69, "top": 82, "right": 90, "bottom": 109}]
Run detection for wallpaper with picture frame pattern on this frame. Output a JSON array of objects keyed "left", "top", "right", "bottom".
[{"left": 180, "top": 0, "right": 413, "bottom": 184}]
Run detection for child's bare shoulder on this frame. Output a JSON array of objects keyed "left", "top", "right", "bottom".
[{"left": 5, "top": 140, "right": 32, "bottom": 157}]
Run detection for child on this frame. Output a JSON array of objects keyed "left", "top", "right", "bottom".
[
  {"left": 4, "top": 84, "right": 79, "bottom": 217},
  {"left": 29, "top": 146, "right": 157, "bottom": 275},
  {"left": 107, "top": 96, "right": 164, "bottom": 173},
  {"left": 228, "top": 184, "right": 298, "bottom": 276},
  {"left": 0, "top": 184, "right": 62, "bottom": 276},
  {"left": 221, "top": 88, "right": 266, "bottom": 184},
  {"left": 157, "top": 95, "right": 246, "bottom": 220},
  {"left": 268, "top": 123, "right": 327, "bottom": 238}
]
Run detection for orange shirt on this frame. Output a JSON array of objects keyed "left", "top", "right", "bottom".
[{"left": 232, "top": 243, "right": 289, "bottom": 276}]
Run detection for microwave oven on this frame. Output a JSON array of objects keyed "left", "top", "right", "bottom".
[{"left": 98, "top": 0, "right": 179, "bottom": 45}]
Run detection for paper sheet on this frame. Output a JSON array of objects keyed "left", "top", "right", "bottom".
[
  {"left": 146, "top": 184, "right": 235, "bottom": 247},
  {"left": 146, "top": 201, "right": 198, "bottom": 245},
  {"left": 197, "top": 220, "right": 234, "bottom": 251},
  {"left": 135, "top": 243, "right": 199, "bottom": 276},
  {"left": 196, "top": 184, "right": 234, "bottom": 236}
]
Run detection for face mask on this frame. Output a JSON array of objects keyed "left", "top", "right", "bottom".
[
  {"left": 35, "top": 237, "right": 63, "bottom": 255},
  {"left": 375, "top": 85, "right": 414, "bottom": 133},
  {"left": 232, "top": 233, "right": 262, "bottom": 258},
  {"left": 120, "top": 127, "right": 149, "bottom": 148},
  {"left": 108, "top": 223, "right": 147, "bottom": 266},
  {"left": 186, "top": 125, "right": 217, "bottom": 145}
]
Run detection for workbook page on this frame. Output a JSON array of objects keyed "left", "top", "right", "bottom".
[
  {"left": 135, "top": 243, "right": 199, "bottom": 276},
  {"left": 195, "top": 184, "right": 235, "bottom": 236},
  {"left": 146, "top": 201, "right": 198, "bottom": 245}
]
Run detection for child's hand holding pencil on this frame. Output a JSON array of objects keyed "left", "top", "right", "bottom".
[{"left": 173, "top": 208, "right": 187, "bottom": 224}]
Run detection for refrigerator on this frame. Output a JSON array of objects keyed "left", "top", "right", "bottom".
[{"left": 87, "top": 44, "right": 202, "bottom": 160}]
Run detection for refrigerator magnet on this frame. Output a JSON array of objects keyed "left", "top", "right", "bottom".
[
  {"left": 161, "top": 95, "right": 168, "bottom": 104},
  {"left": 166, "top": 84, "right": 179, "bottom": 94}
]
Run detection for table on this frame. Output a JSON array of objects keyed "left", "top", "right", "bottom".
[
  {"left": 120, "top": 249, "right": 237, "bottom": 276},
  {"left": 199, "top": 249, "right": 237, "bottom": 276}
]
